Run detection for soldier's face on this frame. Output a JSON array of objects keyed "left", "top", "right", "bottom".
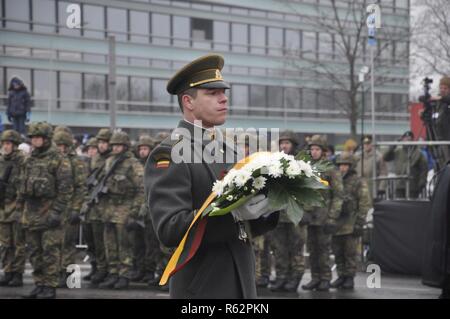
[
  {"left": 98, "top": 140, "right": 109, "bottom": 154},
  {"left": 1, "top": 141, "right": 14, "bottom": 155},
  {"left": 440, "top": 84, "right": 450, "bottom": 97},
  {"left": 31, "top": 136, "right": 44, "bottom": 148},
  {"left": 112, "top": 144, "right": 125, "bottom": 154},
  {"left": 339, "top": 164, "right": 350, "bottom": 174},
  {"left": 279, "top": 140, "right": 293, "bottom": 154},
  {"left": 138, "top": 146, "right": 151, "bottom": 159},
  {"left": 310, "top": 145, "right": 323, "bottom": 160},
  {"left": 364, "top": 143, "right": 372, "bottom": 153},
  {"left": 57, "top": 144, "right": 67, "bottom": 154},
  {"left": 87, "top": 146, "right": 98, "bottom": 158},
  {"left": 187, "top": 88, "right": 228, "bottom": 127}
]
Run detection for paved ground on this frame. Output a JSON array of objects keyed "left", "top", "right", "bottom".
[{"left": 0, "top": 263, "right": 441, "bottom": 299}]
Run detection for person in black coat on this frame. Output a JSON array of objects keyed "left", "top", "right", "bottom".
[
  {"left": 144, "top": 55, "right": 279, "bottom": 299},
  {"left": 7, "top": 77, "right": 31, "bottom": 135}
]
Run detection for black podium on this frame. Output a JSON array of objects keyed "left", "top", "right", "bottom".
[{"left": 372, "top": 200, "right": 432, "bottom": 276}]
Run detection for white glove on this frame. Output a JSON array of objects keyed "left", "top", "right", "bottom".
[{"left": 232, "top": 194, "right": 277, "bottom": 221}]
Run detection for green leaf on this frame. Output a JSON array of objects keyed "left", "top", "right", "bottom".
[
  {"left": 286, "top": 197, "right": 305, "bottom": 225},
  {"left": 207, "top": 194, "right": 255, "bottom": 217}
]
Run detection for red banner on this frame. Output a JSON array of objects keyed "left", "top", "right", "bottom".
[{"left": 409, "top": 102, "right": 427, "bottom": 140}]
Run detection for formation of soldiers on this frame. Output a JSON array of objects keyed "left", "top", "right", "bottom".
[
  {"left": 0, "top": 123, "right": 432, "bottom": 298},
  {"left": 0, "top": 123, "right": 171, "bottom": 298}
]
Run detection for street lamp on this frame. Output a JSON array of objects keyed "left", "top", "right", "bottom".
[{"left": 359, "top": 66, "right": 369, "bottom": 178}]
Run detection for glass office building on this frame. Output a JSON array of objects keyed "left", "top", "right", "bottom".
[{"left": 0, "top": 0, "right": 410, "bottom": 139}]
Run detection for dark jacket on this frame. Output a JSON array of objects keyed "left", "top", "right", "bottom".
[
  {"left": 144, "top": 120, "right": 278, "bottom": 299},
  {"left": 7, "top": 77, "right": 31, "bottom": 117}
]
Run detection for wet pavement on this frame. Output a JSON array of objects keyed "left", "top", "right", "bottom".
[{"left": 0, "top": 263, "right": 441, "bottom": 299}]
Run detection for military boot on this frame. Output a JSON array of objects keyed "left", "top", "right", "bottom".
[
  {"left": 330, "top": 276, "right": 346, "bottom": 289},
  {"left": 83, "top": 262, "right": 97, "bottom": 281},
  {"left": 341, "top": 276, "right": 354, "bottom": 289},
  {"left": 269, "top": 278, "right": 287, "bottom": 292},
  {"left": 37, "top": 286, "right": 56, "bottom": 299},
  {"left": 8, "top": 272, "right": 23, "bottom": 287},
  {"left": 130, "top": 270, "right": 145, "bottom": 282},
  {"left": 301, "top": 279, "right": 321, "bottom": 290},
  {"left": 91, "top": 270, "right": 108, "bottom": 285},
  {"left": 98, "top": 274, "right": 119, "bottom": 289},
  {"left": 0, "top": 272, "right": 13, "bottom": 286},
  {"left": 316, "top": 280, "right": 330, "bottom": 291},
  {"left": 113, "top": 276, "right": 129, "bottom": 290},
  {"left": 256, "top": 275, "right": 270, "bottom": 288},
  {"left": 148, "top": 273, "right": 161, "bottom": 287},
  {"left": 141, "top": 272, "right": 154, "bottom": 283},
  {"left": 22, "top": 285, "right": 43, "bottom": 299},
  {"left": 284, "top": 274, "right": 303, "bottom": 292}
]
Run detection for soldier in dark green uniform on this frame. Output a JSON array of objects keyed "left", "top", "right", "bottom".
[
  {"left": 331, "top": 152, "right": 372, "bottom": 289},
  {"left": 19, "top": 122, "right": 73, "bottom": 299},
  {"left": 270, "top": 131, "right": 307, "bottom": 292},
  {"left": 53, "top": 129, "right": 88, "bottom": 288},
  {"left": 0, "top": 130, "right": 26, "bottom": 287},
  {"left": 302, "top": 135, "right": 344, "bottom": 292},
  {"left": 84, "top": 128, "right": 111, "bottom": 285},
  {"left": 145, "top": 54, "right": 279, "bottom": 298},
  {"left": 98, "top": 131, "right": 144, "bottom": 290}
]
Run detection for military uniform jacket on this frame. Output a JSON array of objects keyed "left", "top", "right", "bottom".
[
  {"left": 18, "top": 145, "right": 73, "bottom": 230},
  {"left": 144, "top": 120, "right": 278, "bottom": 299},
  {"left": 335, "top": 169, "right": 372, "bottom": 236},
  {"left": 0, "top": 150, "right": 25, "bottom": 223},
  {"left": 86, "top": 151, "right": 110, "bottom": 222},
  {"left": 65, "top": 151, "right": 88, "bottom": 221}
]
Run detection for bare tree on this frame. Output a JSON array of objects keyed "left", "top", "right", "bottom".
[{"left": 279, "top": 0, "right": 409, "bottom": 138}]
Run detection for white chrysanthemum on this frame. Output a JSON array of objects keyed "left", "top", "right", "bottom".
[
  {"left": 223, "top": 169, "right": 237, "bottom": 186},
  {"left": 268, "top": 162, "right": 283, "bottom": 178},
  {"left": 212, "top": 180, "right": 226, "bottom": 196},
  {"left": 233, "top": 170, "right": 252, "bottom": 187},
  {"left": 226, "top": 195, "right": 234, "bottom": 201},
  {"left": 252, "top": 176, "right": 267, "bottom": 190},
  {"left": 286, "top": 161, "right": 301, "bottom": 178},
  {"left": 298, "top": 160, "right": 314, "bottom": 177}
]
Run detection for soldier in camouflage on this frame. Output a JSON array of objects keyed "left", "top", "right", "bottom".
[
  {"left": 84, "top": 128, "right": 112, "bottom": 285},
  {"left": 302, "top": 135, "right": 344, "bottom": 292},
  {"left": 270, "top": 131, "right": 307, "bottom": 293},
  {"left": 53, "top": 129, "right": 88, "bottom": 288},
  {"left": 331, "top": 152, "right": 372, "bottom": 289},
  {"left": 19, "top": 122, "right": 73, "bottom": 299},
  {"left": 98, "top": 131, "right": 144, "bottom": 290},
  {"left": 0, "top": 130, "right": 26, "bottom": 288}
]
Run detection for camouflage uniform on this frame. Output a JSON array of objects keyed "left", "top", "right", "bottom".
[
  {"left": 331, "top": 152, "right": 372, "bottom": 289},
  {"left": 85, "top": 128, "right": 111, "bottom": 284},
  {"left": 19, "top": 122, "right": 73, "bottom": 298},
  {"left": 99, "top": 131, "right": 144, "bottom": 289},
  {"left": 53, "top": 130, "right": 88, "bottom": 286},
  {"left": 302, "top": 135, "right": 344, "bottom": 291},
  {"left": 0, "top": 130, "right": 26, "bottom": 287},
  {"left": 271, "top": 131, "right": 306, "bottom": 292}
]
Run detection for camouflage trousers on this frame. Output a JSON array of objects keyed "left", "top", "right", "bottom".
[
  {"left": 88, "top": 221, "right": 107, "bottom": 273},
  {"left": 252, "top": 235, "right": 271, "bottom": 280},
  {"left": 130, "top": 227, "right": 145, "bottom": 274},
  {"left": 0, "top": 222, "right": 26, "bottom": 274},
  {"left": 332, "top": 234, "right": 358, "bottom": 277},
  {"left": 144, "top": 219, "right": 165, "bottom": 275},
  {"left": 104, "top": 223, "right": 133, "bottom": 278},
  {"left": 307, "top": 225, "right": 332, "bottom": 281},
  {"left": 26, "top": 227, "right": 63, "bottom": 287},
  {"left": 60, "top": 222, "right": 79, "bottom": 272},
  {"left": 272, "top": 223, "right": 307, "bottom": 281}
]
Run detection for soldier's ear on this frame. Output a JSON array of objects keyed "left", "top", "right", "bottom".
[{"left": 181, "top": 94, "right": 194, "bottom": 112}]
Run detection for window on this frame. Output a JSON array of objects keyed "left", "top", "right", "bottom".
[
  {"left": 130, "top": 77, "right": 150, "bottom": 111},
  {"left": 231, "top": 84, "right": 249, "bottom": 107},
  {"left": 377, "top": 93, "right": 393, "bottom": 112},
  {"left": 285, "top": 29, "right": 300, "bottom": 54},
  {"left": 250, "top": 85, "right": 266, "bottom": 107},
  {"left": 59, "top": 72, "right": 82, "bottom": 110},
  {"left": 107, "top": 8, "right": 127, "bottom": 41},
  {"left": 83, "top": 5, "right": 104, "bottom": 39},
  {"left": 268, "top": 27, "right": 283, "bottom": 56},
  {"left": 284, "top": 87, "right": 301, "bottom": 109},
  {"left": 0, "top": 67, "right": 4, "bottom": 96},
  {"left": 319, "top": 33, "right": 333, "bottom": 60},
  {"left": 58, "top": 1, "right": 81, "bottom": 36},
  {"left": 268, "top": 86, "right": 283, "bottom": 109},
  {"left": 302, "top": 88, "right": 316, "bottom": 109},
  {"left": 173, "top": 16, "right": 190, "bottom": 47},
  {"left": 232, "top": 23, "right": 248, "bottom": 53},
  {"left": 317, "top": 90, "right": 334, "bottom": 110},
  {"left": 192, "top": 18, "right": 213, "bottom": 49},
  {"left": 250, "top": 25, "right": 266, "bottom": 55},
  {"left": 213, "top": 21, "right": 229, "bottom": 51},
  {"left": 32, "top": 0, "right": 56, "bottom": 33},
  {"left": 116, "top": 76, "right": 129, "bottom": 102},
  {"left": 6, "top": 68, "right": 31, "bottom": 94},
  {"left": 33, "top": 70, "right": 57, "bottom": 109},
  {"left": 152, "top": 13, "right": 170, "bottom": 45},
  {"left": 5, "top": 0, "right": 30, "bottom": 31},
  {"left": 302, "top": 31, "right": 317, "bottom": 59},
  {"left": 152, "top": 79, "right": 172, "bottom": 112},
  {"left": 84, "top": 73, "right": 106, "bottom": 110},
  {"left": 130, "top": 11, "right": 149, "bottom": 43}
]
